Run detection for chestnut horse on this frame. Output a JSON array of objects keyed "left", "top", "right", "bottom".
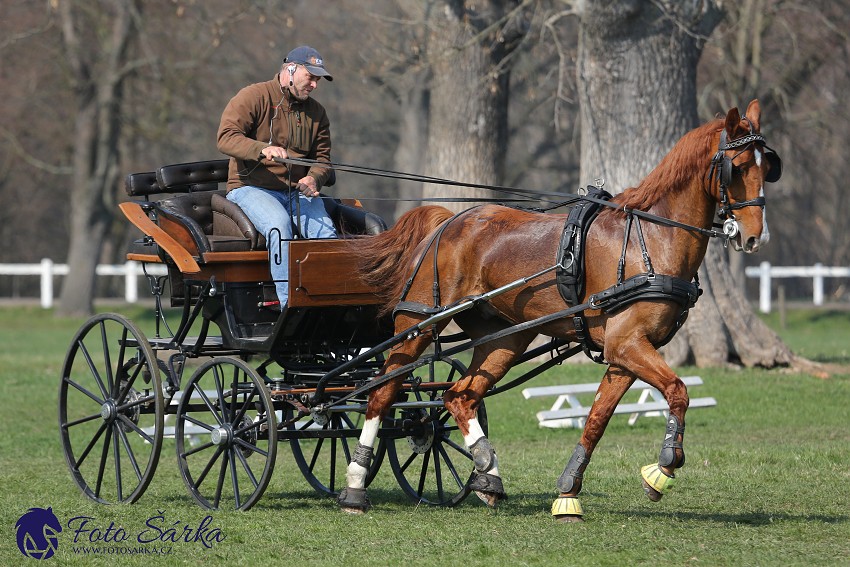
[{"left": 338, "top": 100, "right": 780, "bottom": 521}]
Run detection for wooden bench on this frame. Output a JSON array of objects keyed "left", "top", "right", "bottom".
[{"left": 522, "top": 376, "right": 716, "bottom": 428}]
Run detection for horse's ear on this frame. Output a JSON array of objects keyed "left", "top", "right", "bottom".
[
  {"left": 724, "top": 106, "right": 741, "bottom": 137},
  {"left": 745, "top": 99, "right": 761, "bottom": 130}
]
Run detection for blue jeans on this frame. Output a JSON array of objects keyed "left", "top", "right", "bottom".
[{"left": 226, "top": 186, "right": 337, "bottom": 304}]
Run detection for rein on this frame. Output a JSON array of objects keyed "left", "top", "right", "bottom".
[{"left": 277, "top": 156, "right": 728, "bottom": 241}]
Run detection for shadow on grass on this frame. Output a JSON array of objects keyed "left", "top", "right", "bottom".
[{"left": 611, "top": 508, "right": 850, "bottom": 525}]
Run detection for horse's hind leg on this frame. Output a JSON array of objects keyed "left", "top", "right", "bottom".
[
  {"left": 552, "top": 365, "right": 635, "bottom": 522},
  {"left": 443, "top": 328, "right": 536, "bottom": 508},
  {"left": 338, "top": 324, "right": 436, "bottom": 514}
]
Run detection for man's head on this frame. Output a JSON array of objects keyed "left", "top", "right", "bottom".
[
  {"left": 284, "top": 46, "right": 333, "bottom": 81},
  {"left": 282, "top": 46, "right": 332, "bottom": 101}
]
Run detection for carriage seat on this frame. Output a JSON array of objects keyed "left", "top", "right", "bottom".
[{"left": 125, "top": 159, "right": 387, "bottom": 260}]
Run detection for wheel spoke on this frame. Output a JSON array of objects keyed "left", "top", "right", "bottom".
[
  {"left": 115, "top": 392, "right": 157, "bottom": 414},
  {"left": 63, "top": 409, "right": 103, "bottom": 430},
  {"left": 213, "top": 452, "right": 228, "bottom": 509},
  {"left": 234, "top": 437, "right": 269, "bottom": 458},
  {"left": 116, "top": 414, "right": 155, "bottom": 445},
  {"left": 440, "top": 434, "right": 471, "bottom": 458},
  {"left": 100, "top": 322, "right": 115, "bottom": 397},
  {"left": 117, "top": 424, "right": 143, "bottom": 483},
  {"left": 72, "top": 422, "right": 108, "bottom": 469},
  {"left": 433, "top": 445, "right": 445, "bottom": 502},
  {"left": 78, "top": 340, "right": 109, "bottom": 400},
  {"left": 229, "top": 450, "right": 241, "bottom": 509},
  {"left": 234, "top": 447, "right": 260, "bottom": 490},
  {"left": 64, "top": 376, "right": 105, "bottom": 406},
  {"left": 399, "top": 449, "right": 419, "bottom": 474},
  {"left": 416, "top": 449, "right": 431, "bottom": 497},
  {"left": 195, "top": 386, "right": 224, "bottom": 426},
  {"left": 308, "top": 437, "right": 326, "bottom": 471},
  {"left": 94, "top": 426, "right": 110, "bottom": 499},
  {"left": 436, "top": 442, "right": 466, "bottom": 490},
  {"left": 113, "top": 428, "right": 124, "bottom": 501},
  {"left": 193, "top": 446, "right": 224, "bottom": 488}
]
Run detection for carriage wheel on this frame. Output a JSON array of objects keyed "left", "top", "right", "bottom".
[
  {"left": 59, "top": 313, "right": 164, "bottom": 504},
  {"left": 175, "top": 357, "right": 277, "bottom": 511},
  {"left": 385, "top": 356, "right": 486, "bottom": 507},
  {"left": 287, "top": 403, "right": 385, "bottom": 497}
]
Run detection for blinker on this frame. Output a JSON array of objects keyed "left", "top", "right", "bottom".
[{"left": 764, "top": 150, "right": 782, "bottom": 183}]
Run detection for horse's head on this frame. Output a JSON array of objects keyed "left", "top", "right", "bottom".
[{"left": 709, "top": 99, "right": 782, "bottom": 253}]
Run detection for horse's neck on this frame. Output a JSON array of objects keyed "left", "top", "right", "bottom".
[{"left": 642, "top": 181, "right": 716, "bottom": 277}]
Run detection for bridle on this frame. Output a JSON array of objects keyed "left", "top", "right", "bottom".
[{"left": 707, "top": 119, "right": 782, "bottom": 238}]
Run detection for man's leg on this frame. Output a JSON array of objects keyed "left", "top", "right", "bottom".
[
  {"left": 226, "top": 186, "right": 293, "bottom": 305},
  {"left": 288, "top": 194, "right": 337, "bottom": 239}
]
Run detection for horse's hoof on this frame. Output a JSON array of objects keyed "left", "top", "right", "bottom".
[
  {"left": 554, "top": 514, "right": 584, "bottom": 523},
  {"left": 337, "top": 487, "right": 371, "bottom": 513},
  {"left": 640, "top": 463, "right": 675, "bottom": 502},
  {"left": 642, "top": 479, "right": 664, "bottom": 502},
  {"left": 474, "top": 490, "right": 505, "bottom": 508},
  {"left": 470, "top": 473, "right": 507, "bottom": 508}
]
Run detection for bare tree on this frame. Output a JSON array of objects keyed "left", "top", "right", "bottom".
[
  {"left": 419, "top": 0, "right": 531, "bottom": 210},
  {"left": 54, "top": 0, "right": 143, "bottom": 317},
  {"left": 573, "top": 0, "right": 811, "bottom": 369}
]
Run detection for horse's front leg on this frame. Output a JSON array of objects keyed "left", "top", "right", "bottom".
[
  {"left": 606, "top": 333, "right": 689, "bottom": 502},
  {"left": 552, "top": 365, "right": 635, "bottom": 522}
]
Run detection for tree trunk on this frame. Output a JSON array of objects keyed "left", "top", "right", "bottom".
[
  {"left": 422, "top": 0, "right": 527, "bottom": 211},
  {"left": 393, "top": 69, "right": 431, "bottom": 219},
  {"left": 55, "top": 0, "right": 139, "bottom": 317},
  {"left": 575, "top": 0, "right": 798, "bottom": 369}
]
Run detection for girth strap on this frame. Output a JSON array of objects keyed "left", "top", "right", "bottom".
[{"left": 589, "top": 273, "right": 701, "bottom": 314}]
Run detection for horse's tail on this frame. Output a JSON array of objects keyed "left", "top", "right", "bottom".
[{"left": 352, "top": 205, "right": 454, "bottom": 316}]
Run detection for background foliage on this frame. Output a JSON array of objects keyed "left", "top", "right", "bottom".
[{"left": 1, "top": 0, "right": 849, "bottom": 302}]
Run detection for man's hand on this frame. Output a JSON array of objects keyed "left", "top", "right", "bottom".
[
  {"left": 261, "top": 146, "right": 289, "bottom": 161},
  {"left": 297, "top": 176, "right": 320, "bottom": 197}
]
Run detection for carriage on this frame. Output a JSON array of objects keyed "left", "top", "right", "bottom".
[
  {"left": 59, "top": 100, "right": 781, "bottom": 520},
  {"left": 57, "top": 158, "right": 568, "bottom": 511}
]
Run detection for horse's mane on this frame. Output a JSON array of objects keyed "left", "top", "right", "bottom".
[{"left": 613, "top": 118, "right": 722, "bottom": 212}]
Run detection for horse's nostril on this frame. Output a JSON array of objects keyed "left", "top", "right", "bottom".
[{"left": 745, "top": 236, "right": 760, "bottom": 252}]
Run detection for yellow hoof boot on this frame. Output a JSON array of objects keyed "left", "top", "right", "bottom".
[
  {"left": 641, "top": 463, "right": 676, "bottom": 495},
  {"left": 551, "top": 496, "right": 583, "bottom": 519}
]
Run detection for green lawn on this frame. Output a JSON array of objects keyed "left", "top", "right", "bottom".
[{"left": 1, "top": 305, "right": 848, "bottom": 566}]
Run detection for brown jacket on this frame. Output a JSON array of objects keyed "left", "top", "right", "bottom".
[{"left": 217, "top": 73, "right": 332, "bottom": 191}]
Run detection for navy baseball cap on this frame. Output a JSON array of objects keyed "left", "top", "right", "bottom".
[{"left": 285, "top": 46, "right": 333, "bottom": 81}]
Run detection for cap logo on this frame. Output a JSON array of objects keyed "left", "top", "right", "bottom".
[{"left": 309, "top": 56, "right": 323, "bottom": 67}]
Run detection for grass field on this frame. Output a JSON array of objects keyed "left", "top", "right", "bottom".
[{"left": 1, "top": 305, "right": 848, "bottom": 566}]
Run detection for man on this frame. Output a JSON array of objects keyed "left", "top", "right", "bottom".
[{"left": 217, "top": 45, "right": 337, "bottom": 308}]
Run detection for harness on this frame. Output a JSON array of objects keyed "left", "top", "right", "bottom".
[
  {"left": 334, "top": 122, "right": 781, "bottom": 365},
  {"left": 555, "top": 185, "right": 702, "bottom": 362}
]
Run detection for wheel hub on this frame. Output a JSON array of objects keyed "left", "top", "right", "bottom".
[
  {"left": 100, "top": 401, "right": 117, "bottom": 423},
  {"left": 404, "top": 411, "right": 436, "bottom": 454},
  {"left": 211, "top": 426, "right": 231, "bottom": 446}
]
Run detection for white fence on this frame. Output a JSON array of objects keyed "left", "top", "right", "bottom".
[
  {"left": 2, "top": 259, "right": 847, "bottom": 313},
  {"left": 744, "top": 261, "right": 850, "bottom": 313},
  {"left": 0, "top": 259, "right": 167, "bottom": 308}
]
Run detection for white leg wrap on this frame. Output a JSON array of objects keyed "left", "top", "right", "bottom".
[
  {"left": 346, "top": 417, "right": 380, "bottom": 489},
  {"left": 464, "top": 418, "right": 499, "bottom": 476}
]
